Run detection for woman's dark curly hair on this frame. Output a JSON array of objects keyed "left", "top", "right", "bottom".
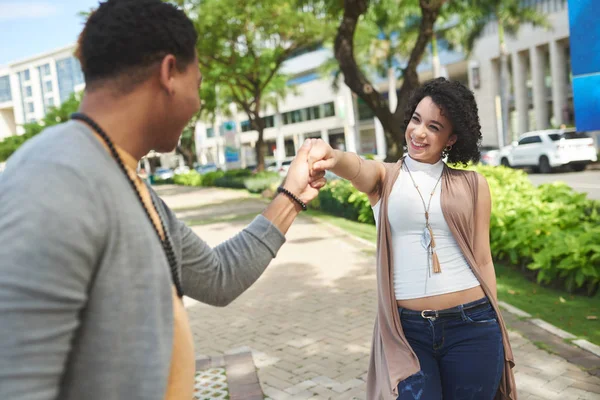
[{"left": 403, "top": 77, "right": 482, "bottom": 165}]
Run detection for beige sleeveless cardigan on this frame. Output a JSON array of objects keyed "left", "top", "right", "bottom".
[{"left": 366, "top": 160, "right": 517, "bottom": 400}]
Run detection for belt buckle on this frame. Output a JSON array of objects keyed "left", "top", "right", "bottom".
[{"left": 421, "top": 309, "right": 437, "bottom": 319}]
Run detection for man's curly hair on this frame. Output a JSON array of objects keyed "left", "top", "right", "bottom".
[
  {"left": 403, "top": 77, "right": 482, "bottom": 165},
  {"left": 75, "top": 0, "right": 197, "bottom": 92}
]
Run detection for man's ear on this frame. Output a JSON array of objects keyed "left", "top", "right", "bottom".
[{"left": 159, "top": 54, "right": 178, "bottom": 96}]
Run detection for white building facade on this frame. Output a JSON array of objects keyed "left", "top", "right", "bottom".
[
  {"left": 0, "top": 45, "right": 84, "bottom": 139},
  {"left": 468, "top": 0, "right": 572, "bottom": 147}
]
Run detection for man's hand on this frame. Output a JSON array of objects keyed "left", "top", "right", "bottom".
[
  {"left": 307, "top": 139, "right": 338, "bottom": 175},
  {"left": 283, "top": 139, "right": 327, "bottom": 204}
]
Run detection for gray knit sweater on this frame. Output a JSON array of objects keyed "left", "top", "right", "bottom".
[{"left": 0, "top": 121, "right": 286, "bottom": 400}]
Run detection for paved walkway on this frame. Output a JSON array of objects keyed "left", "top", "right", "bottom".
[{"left": 158, "top": 186, "right": 600, "bottom": 400}]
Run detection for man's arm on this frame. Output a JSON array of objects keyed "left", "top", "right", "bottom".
[
  {"left": 0, "top": 163, "right": 106, "bottom": 400},
  {"left": 176, "top": 214, "right": 285, "bottom": 307},
  {"left": 175, "top": 139, "right": 326, "bottom": 306}
]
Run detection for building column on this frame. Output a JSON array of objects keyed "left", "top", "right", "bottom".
[
  {"left": 530, "top": 46, "right": 549, "bottom": 130},
  {"left": 320, "top": 128, "right": 329, "bottom": 145},
  {"left": 374, "top": 118, "right": 387, "bottom": 159},
  {"left": 274, "top": 110, "right": 285, "bottom": 166},
  {"left": 511, "top": 51, "right": 529, "bottom": 136},
  {"left": 550, "top": 40, "right": 567, "bottom": 127},
  {"left": 339, "top": 80, "right": 358, "bottom": 153}
]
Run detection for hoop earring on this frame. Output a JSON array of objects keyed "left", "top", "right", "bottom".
[{"left": 445, "top": 145, "right": 453, "bottom": 152}]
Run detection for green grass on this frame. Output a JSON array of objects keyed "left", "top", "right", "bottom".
[
  {"left": 185, "top": 212, "right": 258, "bottom": 226},
  {"left": 494, "top": 263, "right": 599, "bottom": 345},
  {"left": 308, "top": 211, "right": 600, "bottom": 345},
  {"left": 305, "top": 209, "right": 378, "bottom": 243}
]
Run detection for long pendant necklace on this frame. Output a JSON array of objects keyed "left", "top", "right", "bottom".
[
  {"left": 403, "top": 159, "right": 443, "bottom": 274},
  {"left": 70, "top": 112, "right": 184, "bottom": 297}
]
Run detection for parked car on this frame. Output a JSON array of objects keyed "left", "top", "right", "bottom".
[
  {"left": 267, "top": 159, "right": 293, "bottom": 177},
  {"left": 194, "top": 163, "right": 218, "bottom": 174},
  {"left": 498, "top": 129, "right": 597, "bottom": 173},
  {"left": 154, "top": 167, "right": 174, "bottom": 180},
  {"left": 174, "top": 165, "right": 190, "bottom": 175},
  {"left": 480, "top": 145, "right": 501, "bottom": 166}
]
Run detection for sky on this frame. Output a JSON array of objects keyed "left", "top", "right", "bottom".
[{"left": 0, "top": 0, "right": 100, "bottom": 66}]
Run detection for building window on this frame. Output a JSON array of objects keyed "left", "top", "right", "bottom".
[
  {"left": 206, "top": 127, "right": 215, "bottom": 138},
  {"left": 40, "top": 63, "right": 51, "bottom": 77},
  {"left": 322, "top": 102, "right": 335, "bottom": 117},
  {"left": 45, "top": 81, "right": 53, "bottom": 93},
  {"left": 357, "top": 97, "right": 375, "bottom": 121},
  {"left": 45, "top": 96, "right": 55, "bottom": 108},
  {"left": 263, "top": 115, "right": 275, "bottom": 128},
  {"left": 282, "top": 102, "right": 335, "bottom": 125},
  {"left": 306, "top": 105, "right": 320, "bottom": 120},
  {"left": 22, "top": 69, "right": 31, "bottom": 81},
  {"left": 240, "top": 120, "right": 251, "bottom": 132},
  {"left": 26, "top": 102, "right": 34, "bottom": 113},
  {"left": 56, "top": 56, "right": 84, "bottom": 102},
  {"left": 25, "top": 86, "right": 33, "bottom": 98},
  {"left": 0, "top": 76, "right": 11, "bottom": 102}
]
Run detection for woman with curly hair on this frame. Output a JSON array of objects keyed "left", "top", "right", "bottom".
[{"left": 308, "top": 78, "right": 516, "bottom": 399}]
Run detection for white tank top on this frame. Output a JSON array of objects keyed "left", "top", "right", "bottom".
[{"left": 372, "top": 156, "right": 480, "bottom": 300}]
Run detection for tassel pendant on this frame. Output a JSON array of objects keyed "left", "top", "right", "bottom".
[
  {"left": 431, "top": 250, "right": 442, "bottom": 274},
  {"left": 427, "top": 225, "right": 442, "bottom": 274}
]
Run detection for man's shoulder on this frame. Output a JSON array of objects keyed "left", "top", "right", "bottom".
[
  {"left": 6, "top": 121, "right": 108, "bottom": 173},
  {"left": 0, "top": 121, "right": 112, "bottom": 206}
]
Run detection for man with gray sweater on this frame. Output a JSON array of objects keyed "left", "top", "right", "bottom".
[{"left": 0, "top": 1, "right": 327, "bottom": 399}]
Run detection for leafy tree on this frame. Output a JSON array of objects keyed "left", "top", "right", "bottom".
[
  {"left": 333, "top": 0, "right": 447, "bottom": 161},
  {"left": 0, "top": 92, "right": 81, "bottom": 162},
  {"left": 182, "top": 0, "right": 332, "bottom": 171}
]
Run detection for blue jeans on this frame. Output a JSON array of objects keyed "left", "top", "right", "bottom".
[{"left": 396, "top": 297, "right": 504, "bottom": 400}]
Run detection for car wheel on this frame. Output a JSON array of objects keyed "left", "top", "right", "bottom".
[
  {"left": 538, "top": 156, "right": 552, "bottom": 174},
  {"left": 572, "top": 164, "right": 587, "bottom": 172},
  {"left": 500, "top": 158, "right": 510, "bottom": 167}
]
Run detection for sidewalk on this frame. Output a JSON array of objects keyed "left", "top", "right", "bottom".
[{"left": 159, "top": 186, "right": 600, "bottom": 400}]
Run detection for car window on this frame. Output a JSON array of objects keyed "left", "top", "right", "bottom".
[
  {"left": 564, "top": 131, "right": 590, "bottom": 140},
  {"left": 519, "top": 136, "right": 542, "bottom": 145},
  {"left": 548, "top": 131, "right": 590, "bottom": 141}
]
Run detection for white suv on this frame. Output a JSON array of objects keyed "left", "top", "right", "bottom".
[{"left": 499, "top": 129, "right": 598, "bottom": 173}]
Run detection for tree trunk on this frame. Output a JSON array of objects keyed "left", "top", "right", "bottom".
[
  {"left": 255, "top": 128, "right": 266, "bottom": 172},
  {"left": 176, "top": 145, "right": 196, "bottom": 168}
]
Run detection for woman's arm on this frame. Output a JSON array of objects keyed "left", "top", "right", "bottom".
[
  {"left": 309, "top": 139, "right": 387, "bottom": 205},
  {"left": 474, "top": 173, "right": 497, "bottom": 300}
]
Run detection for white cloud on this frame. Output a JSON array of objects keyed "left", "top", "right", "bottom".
[{"left": 0, "top": 2, "right": 59, "bottom": 20}]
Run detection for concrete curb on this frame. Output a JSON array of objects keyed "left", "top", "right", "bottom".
[{"left": 498, "top": 301, "right": 600, "bottom": 358}]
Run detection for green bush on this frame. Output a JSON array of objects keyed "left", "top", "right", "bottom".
[
  {"left": 467, "top": 165, "right": 599, "bottom": 295},
  {"left": 315, "top": 180, "right": 374, "bottom": 224},
  {"left": 243, "top": 171, "right": 282, "bottom": 194},
  {"left": 152, "top": 177, "right": 173, "bottom": 185},
  {"left": 201, "top": 171, "right": 225, "bottom": 187},
  {"left": 173, "top": 171, "right": 203, "bottom": 186}
]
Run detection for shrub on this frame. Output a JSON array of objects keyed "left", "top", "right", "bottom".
[
  {"left": 201, "top": 171, "right": 225, "bottom": 187},
  {"left": 243, "top": 171, "right": 282, "bottom": 194},
  {"left": 473, "top": 165, "right": 600, "bottom": 295},
  {"left": 315, "top": 180, "right": 374, "bottom": 224},
  {"left": 173, "top": 171, "right": 202, "bottom": 186}
]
